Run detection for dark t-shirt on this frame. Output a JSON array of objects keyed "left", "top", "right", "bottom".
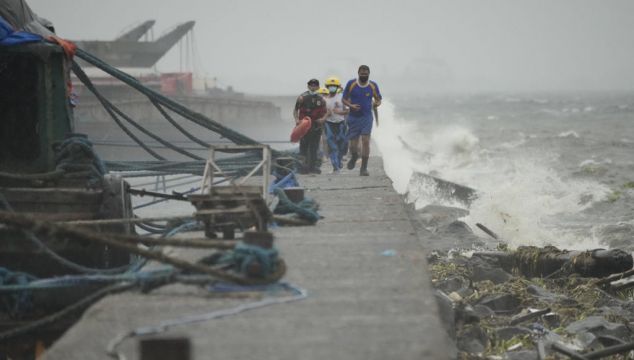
[{"left": 295, "top": 91, "right": 327, "bottom": 129}]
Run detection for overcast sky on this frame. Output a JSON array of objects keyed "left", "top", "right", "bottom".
[{"left": 29, "top": 0, "right": 634, "bottom": 95}]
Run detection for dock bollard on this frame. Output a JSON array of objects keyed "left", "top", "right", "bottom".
[{"left": 140, "top": 337, "right": 191, "bottom": 360}]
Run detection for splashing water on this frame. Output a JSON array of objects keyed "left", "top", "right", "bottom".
[{"left": 374, "top": 99, "right": 611, "bottom": 250}]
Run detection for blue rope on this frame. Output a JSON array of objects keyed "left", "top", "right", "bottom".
[
  {"left": 268, "top": 172, "right": 299, "bottom": 194},
  {"left": 0, "top": 267, "right": 36, "bottom": 318},
  {"left": 0, "top": 222, "right": 201, "bottom": 297},
  {"left": 0, "top": 268, "right": 175, "bottom": 293},
  {"left": 272, "top": 188, "right": 320, "bottom": 223},
  {"left": 214, "top": 242, "right": 279, "bottom": 278}
]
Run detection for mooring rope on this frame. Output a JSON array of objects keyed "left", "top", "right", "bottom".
[{"left": 106, "top": 283, "right": 307, "bottom": 360}]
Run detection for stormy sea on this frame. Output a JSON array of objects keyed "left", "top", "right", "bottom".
[{"left": 375, "top": 93, "right": 634, "bottom": 252}]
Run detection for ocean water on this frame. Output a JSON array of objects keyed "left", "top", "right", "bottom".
[{"left": 374, "top": 93, "right": 634, "bottom": 250}]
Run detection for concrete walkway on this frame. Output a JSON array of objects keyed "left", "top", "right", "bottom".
[{"left": 44, "top": 157, "right": 449, "bottom": 360}]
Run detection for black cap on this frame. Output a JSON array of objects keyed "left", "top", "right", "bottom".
[{"left": 307, "top": 78, "right": 319, "bottom": 86}]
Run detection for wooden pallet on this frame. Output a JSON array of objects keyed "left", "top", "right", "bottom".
[{"left": 189, "top": 186, "right": 271, "bottom": 239}]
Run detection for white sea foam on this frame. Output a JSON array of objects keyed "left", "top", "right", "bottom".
[
  {"left": 579, "top": 158, "right": 612, "bottom": 168},
  {"left": 497, "top": 133, "right": 528, "bottom": 150},
  {"left": 558, "top": 130, "right": 580, "bottom": 138},
  {"left": 375, "top": 100, "right": 610, "bottom": 250}
]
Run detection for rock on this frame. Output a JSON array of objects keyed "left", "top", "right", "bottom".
[
  {"left": 574, "top": 331, "right": 600, "bottom": 349},
  {"left": 597, "top": 335, "right": 626, "bottom": 347},
  {"left": 456, "top": 304, "right": 481, "bottom": 325},
  {"left": 449, "top": 292, "right": 463, "bottom": 302},
  {"left": 457, "top": 324, "right": 488, "bottom": 353},
  {"left": 473, "top": 304, "right": 495, "bottom": 319},
  {"left": 496, "top": 326, "right": 532, "bottom": 341},
  {"left": 541, "top": 329, "right": 568, "bottom": 346},
  {"left": 478, "top": 293, "right": 521, "bottom": 314},
  {"left": 416, "top": 205, "right": 469, "bottom": 228},
  {"left": 468, "top": 256, "right": 513, "bottom": 284},
  {"left": 435, "top": 290, "right": 456, "bottom": 339},
  {"left": 504, "top": 350, "right": 538, "bottom": 360},
  {"left": 542, "top": 312, "right": 561, "bottom": 328},
  {"left": 526, "top": 285, "right": 558, "bottom": 301},
  {"left": 426, "top": 220, "right": 487, "bottom": 250},
  {"left": 565, "top": 316, "right": 630, "bottom": 340},
  {"left": 436, "top": 275, "right": 470, "bottom": 294},
  {"left": 427, "top": 251, "right": 441, "bottom": 264},
  {"left": 456, "top": 287, "right": 475, "bottom": 299},
  {"left": 596, "top": 305, "right": 634, "bottom": 322},
  {"left": 444, "top": 220, "right": 473, "bottom": 236}
]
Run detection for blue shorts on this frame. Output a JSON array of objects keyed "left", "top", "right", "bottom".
[{"left": 347, "top": 115, "right": 373, "bottom": 140}]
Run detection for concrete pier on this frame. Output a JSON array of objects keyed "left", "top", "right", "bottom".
[{"left": 44, "top": 157, "right": 449, "bottom": 360}]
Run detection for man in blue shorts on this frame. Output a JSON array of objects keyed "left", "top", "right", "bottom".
[{"left": 342, "top": 65, "right": 382, "bottom": 176}]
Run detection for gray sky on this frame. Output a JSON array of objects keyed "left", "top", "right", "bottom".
[{"left": 29, "top": 0, "right": 634, "bottom": 95}]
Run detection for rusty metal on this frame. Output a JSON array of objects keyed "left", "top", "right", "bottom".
[{"left": 126, "top": 187, "right": 188, "bottom": 201}]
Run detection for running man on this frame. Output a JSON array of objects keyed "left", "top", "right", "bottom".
[
  {"left": 293, "top": 78, "right": 328, "bottom": 174},
  {"left": 323, "top": 76, "right": 349, "bottom": 173},
  {"left": 342, "top": 65, "right": 382, "bottom": 176}
]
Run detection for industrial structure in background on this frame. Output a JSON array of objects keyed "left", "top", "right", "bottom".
[{"left": 71, "top": 20, "right": 283, "bottom": 161}]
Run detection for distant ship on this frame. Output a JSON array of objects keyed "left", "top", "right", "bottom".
[
  {"left": 71, "top": 20, "right": 283, "bottom": 161},
  {"left": 75, "top": 20, "right": 195, "bottom": 68}
]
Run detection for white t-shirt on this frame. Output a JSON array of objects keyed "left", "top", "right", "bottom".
[{"left": 324, "top": 93, "right": 346, "bottom": 123}]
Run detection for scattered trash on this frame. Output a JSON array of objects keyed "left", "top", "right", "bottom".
[{"left": 429, "top": 245, "right": 634, "bottom": 359}]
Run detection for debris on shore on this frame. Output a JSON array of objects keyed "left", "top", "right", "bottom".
[{"left": 430, "top": 244, "right": 634, "bottom": 359}]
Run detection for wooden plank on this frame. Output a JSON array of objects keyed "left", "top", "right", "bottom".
[
  {"left": 0, "top": 187, "right": 103, "bottom": 204},
  {"left": 195, "top": 206, "right": 250, "bottom": 216}
]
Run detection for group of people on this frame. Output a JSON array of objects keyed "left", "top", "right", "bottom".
[{"left": 293, "top": 65, "right": 382, "bottom": 176}]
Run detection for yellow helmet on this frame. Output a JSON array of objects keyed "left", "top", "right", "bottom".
[
  {"left": 325, "top": 76, "right": 341, "bottom": 87},
  {"left": 318, "top": 87, "right": 329, "bottom": 95}
]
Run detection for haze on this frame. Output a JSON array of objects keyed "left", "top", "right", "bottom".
[{"left": 29, "top": 0, "right": 634, "bottom": 96}]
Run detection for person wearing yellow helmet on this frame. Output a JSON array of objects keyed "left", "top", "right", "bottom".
[
  {"left": 323, "top": 76, "right": 349, "bottom": 173},
  {"left": 316, "top": 87, "right": 330, "bottom": 163},
  {"left": 325, "top": 76, "right": 341, "bottom": 88}
]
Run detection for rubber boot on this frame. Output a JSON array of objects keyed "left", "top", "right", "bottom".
[
  {"left": 347, "top": 152, "right": 359, "bottom": 170},
  {"left": 359, "top": 157, "right": 369, "bottom": 176}
]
